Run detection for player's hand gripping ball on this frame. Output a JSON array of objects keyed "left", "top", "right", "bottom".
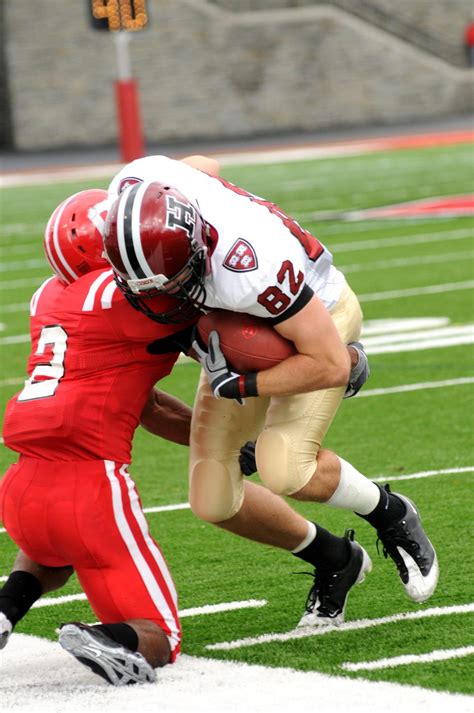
[{"left": 196, "top": 309, "right": 296, "bottom": 373}]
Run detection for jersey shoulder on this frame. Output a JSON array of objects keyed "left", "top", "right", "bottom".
[{"left": 108, "top": 155, "right": 187, "bottom": 198}]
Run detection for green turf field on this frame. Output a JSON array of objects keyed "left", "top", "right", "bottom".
[{"left": 0, "top": 142, "right": 473, "bottom": 695}]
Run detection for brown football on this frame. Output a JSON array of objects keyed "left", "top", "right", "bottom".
[{"left": 197, "top": 309, "right": 296, "bottom": 372}]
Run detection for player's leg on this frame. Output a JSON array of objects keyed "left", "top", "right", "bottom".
[
  {"left": 189, "top": 372, "right": 369, "bottom": 626},
  {"left": 0, "top": 460, "right": 74, "bottom": 648},
  {"left": 0, "top": 549, "right": 72, "bottom": 649},
  {"left": 258, "top": 282, "right": 438, "bottom": 603},
  {"left": 58, "top": 460, "right": 180, "bottom": 685}
]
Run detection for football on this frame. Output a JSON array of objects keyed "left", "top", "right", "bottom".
[{"left": 197, "top": 309, "right": 296, "bottom": 372}]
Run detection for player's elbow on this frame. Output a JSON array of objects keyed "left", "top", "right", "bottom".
[{"left": 327, "top": 355, "right": 351, "bottom": 388}]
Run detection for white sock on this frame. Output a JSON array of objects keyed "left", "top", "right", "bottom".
[
  {"left": 326, "top": 457, "right": 380, "bottom": 515},
  {"left": 291, "top": 520, "right": 317, "bottom": 553}
]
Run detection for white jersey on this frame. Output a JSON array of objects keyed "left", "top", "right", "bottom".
[{"left": 108, "top": 156, "right": 345, "bottom": 321}]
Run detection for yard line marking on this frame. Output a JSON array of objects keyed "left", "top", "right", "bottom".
[
  {"left": 0, "top": 276, "right": 49, "bottom": 290},
  {"left": 367, "top": 334, "right": 474, "bottom": 353},
  {"left": 0, "top": 303, "right": 29, "bottom": 314},
  {"left": 32, "top": 593, "right": 86, "bottom": 608},
  {"left": 331, "top": 228, "right": 472, "bottom": 253},
  {"left": 340, "top": 250, "right": 474, "bottom": 274},
  {"left": 359, "top": 280, "right": 474, "bottom": 302},
  {"left": 0, "top": 334, "right": 30, "bottom": 345},
  {"left": 371, "top": 467, "right": 474, "bottom": 483},
  {"left": 205, "top": 603, "right": 474, "bottom": 651},
  {"left": 0, "top": 467, "right": 472, "bottom": 535},
  {"left": 0, "top": 377, "right": 23, "bottom": 387},
  {"left": 30, "top": 593, "right": 266, "bottom": 618},
  {"left": 180, "top": 599, "right": 267, "bottom": 618},
  {"left": 144, "top": 502, "right": 191, "bottom": 514},
  {"left": 357, "top": 377, "right": 474, "bottom": 398},
  {"left": 0, "top": 258, "right": 46, "bottom": 272},
  {"left": 365, "top": 325, "right": 474, "bottom": 346},
  {"left": 362, "top": 317, "right": 450, "bottom": 335},
  {"left": 341, "top": 646, "right": 474, "bottom": 672}
]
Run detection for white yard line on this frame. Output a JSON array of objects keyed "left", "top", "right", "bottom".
[
  {"left": 341, "top": 646, "right": 474, "bottom": 672},
  {"left": 205, "top": 603, "right": 474, "bottom": 651},
  {"left": 371, "top": 466, "right": 474, "bottom": 483},
  {"left": 340, "top": 250, "right": 474, "bottom": 274},
  {"left": 30, "top": 593, "right": 266, "bottom": 618},
  {"left": 359, "top": 280, "right": 474, "bottom": 302},
  {"left": 331, "top": 228, "right": 472, "bottom": 252},
  {"left": 357, "top": 377, "right": 474, "bottom": 398}
]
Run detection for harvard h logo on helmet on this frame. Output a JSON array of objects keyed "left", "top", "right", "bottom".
[{"left": 103, "top": 181, "right": 210, "bottom": 324}]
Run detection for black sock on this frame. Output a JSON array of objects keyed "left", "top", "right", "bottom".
[
  {"left": 357, "top": 484, "right": 406, "bottom": 530},
  {"left": 293, "top": 524, "right": 350, "bottom": 571},
  {"left": 94, "top": 623, "right": 139, "bottom": 652},
  {"left": 0, "top": 571, "right": 43, "bottom": 626}
]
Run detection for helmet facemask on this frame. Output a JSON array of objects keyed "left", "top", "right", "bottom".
[{"left": 104, "top": 181, "right": 211, "bottom": 324}]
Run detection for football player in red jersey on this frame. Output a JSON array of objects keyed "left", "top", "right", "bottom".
[
  {"left": 103, "top": 156, "right": 439, "bottom": 626},
  {"left": 0, "top": 189, "right": 198, "bottom": 685}
]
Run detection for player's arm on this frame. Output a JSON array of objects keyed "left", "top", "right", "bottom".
[
  {"left": 180, "top": 155, "right": 220, "bottom": 176},
  {"left": 256, "top": 294, "right": 350, "bottom": 397},
  {"left": 139, "top": 388, "right": 191, "bottom": 446},
  {"left": 192, "top": 294, "right": 353, "bottom": 402}
]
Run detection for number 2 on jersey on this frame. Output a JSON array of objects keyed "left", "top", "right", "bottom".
[{"left": 18, "top": 325, "right": 68, "bottom": 401}]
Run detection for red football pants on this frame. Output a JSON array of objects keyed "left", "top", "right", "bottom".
[{"left": 0, "top": 457, "right": 181, "bottom": 659}]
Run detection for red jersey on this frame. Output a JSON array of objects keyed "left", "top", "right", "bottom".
[{"left": 3, "top": 269, "right": 187, "bottom": 463}]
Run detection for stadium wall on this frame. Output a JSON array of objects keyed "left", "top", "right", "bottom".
[{"left": 1, "top": 0, "right": 473, "bottom": 151}]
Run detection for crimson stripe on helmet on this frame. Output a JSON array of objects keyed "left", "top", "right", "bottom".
[{"left": 122, "top": 182, "right": 147, "bottom": 279}]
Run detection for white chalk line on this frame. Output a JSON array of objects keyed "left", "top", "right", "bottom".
[
  {"left": 359, "top": 280, "right": 474, "bottom": 302},
  {"left": 357, "top": 377, "right": 474, "bottom": 398},
  {"left": 340, "top": 250, "right": 474, "bottom": 274},
  {"left": 29, "top": 593, "right": 266, "bottom": 618},
  {"left": 205, "top": 603, "right": 474, "bottom": 651},
  {"left": 341, "top": 645, "right": 474, "bottom": 672}
]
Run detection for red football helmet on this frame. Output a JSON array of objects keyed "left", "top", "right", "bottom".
[
  {"left": 104, "top": 180, "right": 210, "bottom": 324},
  {"left": 44, "top": 189, "right": 110, "bottom": 285}
]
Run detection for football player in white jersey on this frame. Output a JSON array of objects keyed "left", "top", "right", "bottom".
[{"left": 104, "top": 156, "right": 439, "bottom": 626}]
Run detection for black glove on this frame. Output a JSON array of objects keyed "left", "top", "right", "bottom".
[
  {"left": 192, "top": 330, "right": 258, "bottom": 404},
  {"left": 239, "top": 441, "right": 257, "bottom": 476}
]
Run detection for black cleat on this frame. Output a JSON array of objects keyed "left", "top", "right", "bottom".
[
  {"left": 59, "top": 622, "right": 156, "bottom": 686},
  {"left": 297, "top": 529, "right": 372, "bottom": 628},
  {"left": 376, "top": 486, "right": 439, "bottom": 603}
]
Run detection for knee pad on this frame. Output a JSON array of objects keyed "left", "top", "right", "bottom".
[
  {"left": 256, "top": 428, "right": 316, "bottom": 496},
  {"left": 189, "top": 459, "right": 244, "bottom": 523}
]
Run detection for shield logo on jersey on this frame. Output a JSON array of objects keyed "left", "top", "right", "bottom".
[
  {"left": 118, "top": 177, "right": 142, "bottom": 194},
  {"left": 223, "top": 239, "right": 258, "bottom": 273}
]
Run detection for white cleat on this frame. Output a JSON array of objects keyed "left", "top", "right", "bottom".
[{"left": 377, "top": 487, "right": 439, "bottom": 603}]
